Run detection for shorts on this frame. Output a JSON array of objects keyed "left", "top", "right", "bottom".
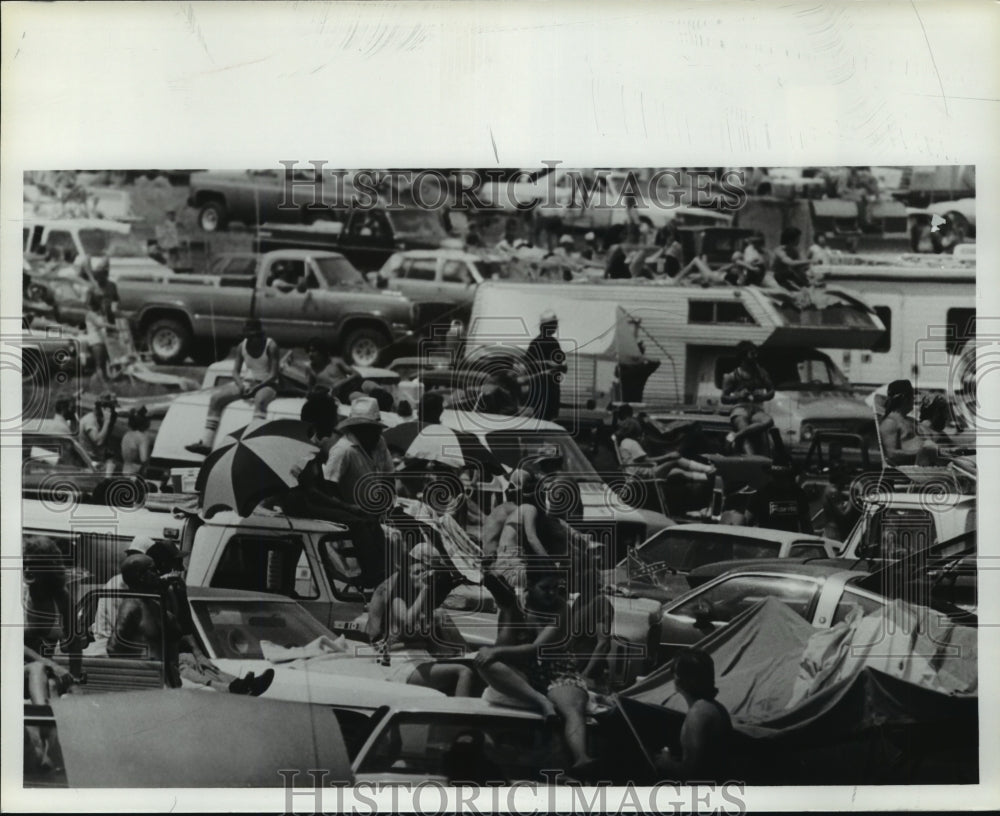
[
  {"left": 730, "top": 404, "right": 770, "bottom": 425},
  {"left": 525, "top": 655, "right": 587, "bottom": 695}
]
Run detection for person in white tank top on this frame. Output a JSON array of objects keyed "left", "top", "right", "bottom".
[{"left": 185, "top": 318, "right": 280, "bottom": 456}]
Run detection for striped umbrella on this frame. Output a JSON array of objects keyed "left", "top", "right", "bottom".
[
  {"left": 404, "top": 424, "right": 505, "bottom": 477},
  {"left": 196, "top": 419, "right": 317, "bottom": 517}
]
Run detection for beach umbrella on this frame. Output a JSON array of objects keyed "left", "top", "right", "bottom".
[{"left": 196, "top": 419, "right": 317, "bottom": 517}]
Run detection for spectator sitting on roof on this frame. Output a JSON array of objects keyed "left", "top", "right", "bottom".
[
  {"left": 617, "top": 418, "right": 716, "bottom": 485},
  {"left": 915, "top": 393, "right": 953, "bottom": 466},
  {"left": 305, "top": 336, "right": 359, "bottom": 399},
  {"left": 720, "top": 341, "right": 775, "bottom": 456},
  {"left": 772, "top": 227, "right": 813, "bottom": 291},
  {"left": 878, "top": 379, "right": 921, "bottom": 466}
]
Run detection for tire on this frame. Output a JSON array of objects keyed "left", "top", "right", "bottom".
[
  {"left": 341, "top": 326, "right": 389, "bottom": 367},
  {"left": 146, "top": 317, "right": 192, "bottom": 364},
  {"left": 198, "top": 199, "right": 229, "bottom": 232}
]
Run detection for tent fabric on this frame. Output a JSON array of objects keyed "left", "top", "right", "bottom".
[
  {"left": 624, "top": 596, "right": 977, "bottom": 741},
  {"left": 52, "top": 689, "right": 352, "bottom": 787}
]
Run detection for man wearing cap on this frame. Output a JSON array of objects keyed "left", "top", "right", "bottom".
[
  {"left": 721, "top": 341, "right": 775, "bottom": 456},
  {"left": 523, "top": 309, "right": 567, "bottom": 421},
  {"left": 91, "top": 535, "right": 155, "bottom": 650},
  {"left": 79, "top": 392, "right": 119, "bottom": 476},
  {"left": 186, "top": 318, "right": 280, "bottom": 456},
  {"left": 322, "top": 397, "right": 396, "bottom": 586}
]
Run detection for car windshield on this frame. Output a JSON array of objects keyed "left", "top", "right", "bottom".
[
  {"left": 483, "top": 430, "right": 598, "bottom": 478},
  {"left": 22, "top": 436, "right": 95, "bottom": 473},
  {"left": 758, "top": 350, "right": 849, "bottom": 390},
  {"left": 192, "top": 599, "right": 332, "bottom": 660},
  {"left": 630, "top": 529, "right": 782, "bottom": 575},
  {"left": 356, "top": 712, "right": 566, "bottom": 782},
  {"left": 388, "top": 210, "right": 448, "bottom": 241},
  {"left": 313, "top": 256, "right": 369, "bottom": 288},
  {"left": 77, "top": 229, "right": 110, "bottom": 256}
]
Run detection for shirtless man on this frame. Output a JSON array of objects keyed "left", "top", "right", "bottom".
[
  {"left": 879, "top": 379, "right": 921, "bottom": 466},
  {"left": 109, "top": 554, "right": 167, "bottom": 667},
  {"left": 721, "top": 341, "right": 775, "bottom": 456},
  {"left": 654, "top": 648, "right": 733, "bottom": 782}
]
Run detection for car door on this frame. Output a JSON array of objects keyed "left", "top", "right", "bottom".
[
  {"left": 393, "top": 257, "right": 439, "bottom": 302},
  {"left": 660, "top": 573, "right": 822, "bottom": 650},
  {"left": 256, "top": 257, "right": 323, "bottom": 344}
]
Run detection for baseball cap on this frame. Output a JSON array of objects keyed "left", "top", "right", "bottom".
[{"left": 125, "top": 535, "right": 156, "bottom": 555}]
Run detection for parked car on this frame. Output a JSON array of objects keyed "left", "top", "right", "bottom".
[
  {"left": 378, "top": 249, "right": 518, "bottom": 312},
  {"left": 21, "top": 421, "right": 144, "bottom": 507},
  {"left": 610, "top": 524, "right": 839, "bottom": 605},
  {"left": 253, "top": 207, "right": 459, "bottom": 272},
  {"left": 115, "top": 249, "right": 417, "bottom": 365},
  {"left": 655, "top": 561, "right": 885, "bottom": 658}
]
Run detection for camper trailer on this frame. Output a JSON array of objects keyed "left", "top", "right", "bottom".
[
  {"left": 463, "top": 281, "right": 885, "bottom": 456},
  {"left": 819, "top": 262, "right": 975, "bottom": 392}
]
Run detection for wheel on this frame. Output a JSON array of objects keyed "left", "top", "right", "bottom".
[
  {"left": 198, "top": 199, "right": 229, "bottom": 232},
  {"left": 146, "top": 317, "right": 192, "bottom": 364},
  {"left": 341, "top": 326, "right": 389, "bottom": 367}
]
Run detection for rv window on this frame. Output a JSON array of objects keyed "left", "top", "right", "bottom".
[
  {"left": 688, "top": 301, "right": 754, "bottom": 325},
  {"left": 946, "top": 308, "right": 976, "bottom": 356},
  {"left": 211, "top": 535, "right": 319, "bottom": 600},
  {"left": 872, "top": 307, "right": 892, "bottom": 353}
]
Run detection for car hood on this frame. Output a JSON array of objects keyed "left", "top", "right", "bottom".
[
  {"left": 790, "top": 392, "right": 875, "bottom": 421},
  {"left": 610, "top": 573, "right": 691, "bottom": 605}
]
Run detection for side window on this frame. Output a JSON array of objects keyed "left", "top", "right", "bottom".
[
  {"left": 946, "top": 308, "right": 976, "bottom": 356},
  {"left": 831, "top": 588, "right": 884, "bottom": 625},
  {"left": 46, "top": 230, "right": 77, "bottom": 262},
  {"left": 862, "top": 508, "right": 935, "bottom": 559},
  {"left": 790, "top": 544, "right": 827, "bottom": 559},
  {"left": 674, "top": 575, "right": 819, "bottom": 622},
  {"left": 441, "top": 260, "right": 471, "bottom": 284},
  {"left": 403, "top": 259, "right": 437, "bottom": 282},
  {"left": 210, "top": 536, "right": 319, "bottom": 600},
  {"left": 319, "top": 535, "right": 365, "bottom": 600},
  {"left": 872, "top": 306, "right": 891, "bottom": 353}
]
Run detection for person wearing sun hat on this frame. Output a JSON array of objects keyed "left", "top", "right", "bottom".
[
  {"left": 524, "top": 308, "right": 567, "bottom": 421},
  {"left": 321, "top": 396, "right": 396, "bottom": 587}
]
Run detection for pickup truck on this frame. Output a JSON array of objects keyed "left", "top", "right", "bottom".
[
  {"left": 187, "top": 168, "right": 349, "bottom": 232},
  {"left": 253, "top": 206, "right": 459, "bottom": 272},
  {"left": 115, "top": 249, "right": 417, "bottom": 365}
]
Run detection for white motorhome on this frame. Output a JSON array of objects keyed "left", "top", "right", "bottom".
[
  {"left": 818, "top": 261, "right": 975, "bottom": 392},
  {"left": 464, "top": 281, "right": 886, "bottom": 454}
]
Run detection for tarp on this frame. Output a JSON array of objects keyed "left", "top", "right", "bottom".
[
  {"left": 52, "top": 689, "right": 352, "bottom": 787},
  {"left": 625, "top": 596, "right": 976, "bottom": 736},
  {"left": 619, "top": 597, "right": 978, "bottom": 783}
]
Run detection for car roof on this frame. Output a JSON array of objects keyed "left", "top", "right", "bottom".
[
  {"left": 23, "top": 422, "right": 86, "bottom": 439},
  {"left": 261, "top": 248, "right": 347, "bottom": 261},
  {"left": 648, "top": 523, "right": 829, "bottom": 546},
  {"left": 186, "top": 586, "right": 303, "bottom": 603},
  {"left": 383, "top": 696, "right": 543, "bottom": 720},
  {"left": 689, "top": 558, "right": 866, "bottom": 581},
  {"left": 440, "top": 409, "right": 565, "bottom": 434}
]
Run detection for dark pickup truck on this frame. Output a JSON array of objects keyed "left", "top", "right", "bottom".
[
  {"left": 254, "top": 206, "right": 460, "bottom": 272},
  {"left": 116, "top": 249, "right": 417, "bottom": 365}
]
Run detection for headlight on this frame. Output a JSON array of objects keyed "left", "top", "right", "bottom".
[{"left": 799, "top": 422, "right": 815, "bottom": 442}]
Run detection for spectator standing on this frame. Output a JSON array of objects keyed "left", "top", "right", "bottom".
[
  {"left": 120, "top": 406, "right": 152, "bottom": 476},
  {"left": 79, "top": 392, "right": 119, "bottom": 475},
  {"left": 154, "top": 209, "right": 182, "bottom": 267},
  {"left": 523, "top": 309, "right": 567, "bottom": 421}
]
